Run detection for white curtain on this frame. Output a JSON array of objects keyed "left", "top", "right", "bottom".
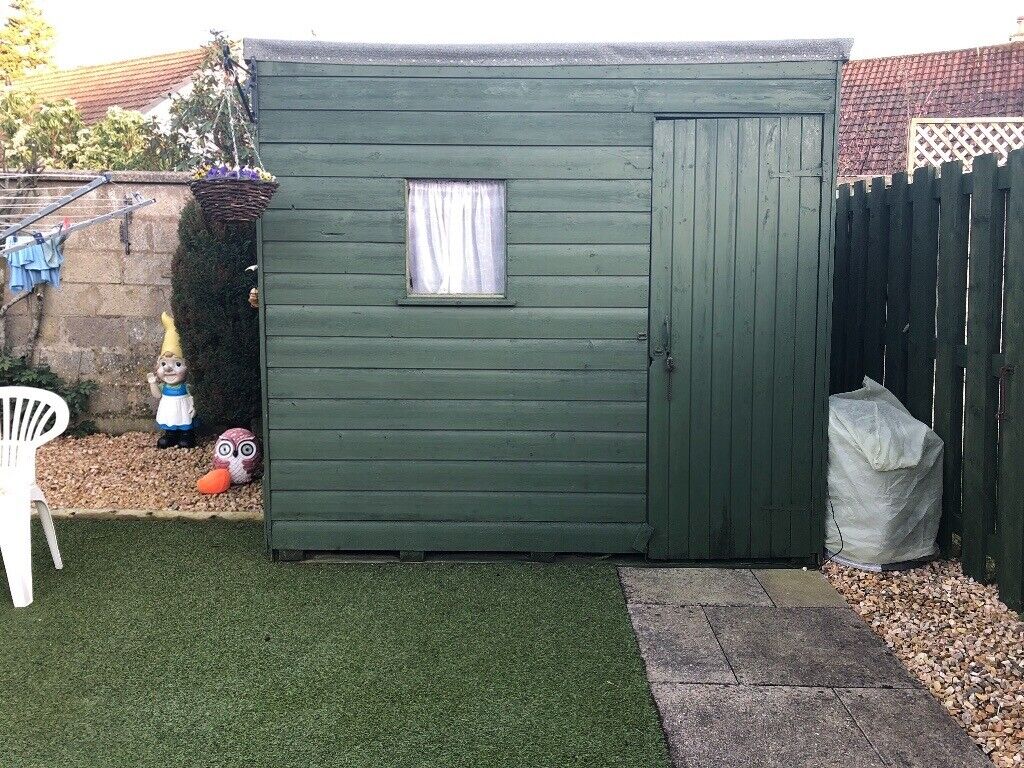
[{"left": 407, "top": 180, "right": 506, "bottom": 295}]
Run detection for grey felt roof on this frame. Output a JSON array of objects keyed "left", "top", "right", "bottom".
[{"left": 243, "top": 39, "right": 853, "bottom": 66}]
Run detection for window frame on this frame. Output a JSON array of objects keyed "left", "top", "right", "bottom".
[{"left": 401, "top": 178, "right": 512, "bottom": 306}]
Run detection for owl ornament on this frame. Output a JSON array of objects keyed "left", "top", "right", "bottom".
[{"left": 196, "top": 428, "right": 262, "bottom": 495}]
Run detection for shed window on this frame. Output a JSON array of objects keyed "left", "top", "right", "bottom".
[{"left": 407, "top": 180, "right": 506, "bottom": 296}]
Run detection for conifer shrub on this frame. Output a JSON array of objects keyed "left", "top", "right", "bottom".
[{"left": 170, "top": 200, "right": 260, "bottom": 433}]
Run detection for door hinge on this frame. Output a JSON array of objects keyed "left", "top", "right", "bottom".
[{"left": 771, "top": 167, "right": 824, "bottom": 179}]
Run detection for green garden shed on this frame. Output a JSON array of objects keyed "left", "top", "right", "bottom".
[{"left": 247, "top": 38, "right": 851, "bottom": 563}]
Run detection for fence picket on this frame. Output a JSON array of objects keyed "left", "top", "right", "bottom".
[
  {"left": 998, "top": 149, "right": 1024, "bottom": 611},
  {"left": 831, "top": 186, "right": 851, "bottom": 393},
  {"left": 884, "top": 174, "right": 911, "bottom": 400},
  {"left": 933, "top": 160, "right": 969, "bottom": 556},
  {"left": 907, "top": 166, "right": 939, "bottom": 424},
  {"left": 863, "top": 176, "right": 889, "bottom": 382},
  {"left": 961, "top": 154, "right": 1004, "bottom": 581},
  {"left": 832, "top": 150, "right": 1021, "bottom": 609},
  {"left": 844, "top": 181, "right": 869, "bottom": 390}
]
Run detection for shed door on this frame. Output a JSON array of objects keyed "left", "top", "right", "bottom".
[{"left": 648, "top": 116, "right": 826, "bottom": 561}]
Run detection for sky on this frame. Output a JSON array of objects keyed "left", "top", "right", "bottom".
[{"left": 26, "top": 0, "right": 1024, "bottom": 67}]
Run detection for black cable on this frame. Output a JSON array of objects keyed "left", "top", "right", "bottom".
[{"left": 822, "top": 499, "right": 845, "bottom": 567}]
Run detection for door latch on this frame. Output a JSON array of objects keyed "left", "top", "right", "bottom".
[
  {"left": 662, "top": 317, "right": 674, "bottom": 372},
  {"left": 662, "top": 316, "right": 675, "bottom": 400}
]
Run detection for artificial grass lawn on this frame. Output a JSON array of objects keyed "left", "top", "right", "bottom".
[{"left": 1, "top": 519, "right": 669, "bottom": 768}]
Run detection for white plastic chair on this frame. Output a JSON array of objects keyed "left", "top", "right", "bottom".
[{"left": 0, "top": 387, "right": 69, "bottom": 607}]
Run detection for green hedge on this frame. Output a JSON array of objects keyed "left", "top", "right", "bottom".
[{"left": 170, "top": 200, "right": 261, "bottom": 433}]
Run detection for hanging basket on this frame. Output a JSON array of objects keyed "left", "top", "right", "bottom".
[{"left": 189, "top": 177, "right": 279, "bottom": 223}]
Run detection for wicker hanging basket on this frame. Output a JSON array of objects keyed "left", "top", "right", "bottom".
[{"left": 189, "top": 177, "right": 279, "bottom": 223}]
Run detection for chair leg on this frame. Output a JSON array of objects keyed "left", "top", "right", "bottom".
[
  {"left": 0, "top": 485, "right": 33, "bottom": 607},
  {"left": 34, "top": 500, "right": 62, "bottom": 570}
]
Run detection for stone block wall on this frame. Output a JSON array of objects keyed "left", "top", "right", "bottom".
[{"left": 2, "top": 172, "right": 191, "bottom": 432}]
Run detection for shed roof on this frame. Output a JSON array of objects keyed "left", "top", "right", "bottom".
[{"left": 243, "top": 39, "right": 852, "bottom": 66}]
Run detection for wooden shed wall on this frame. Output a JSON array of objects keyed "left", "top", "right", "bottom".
[{"left": 254, "top": 59, "right": 839, "bottom": 554}]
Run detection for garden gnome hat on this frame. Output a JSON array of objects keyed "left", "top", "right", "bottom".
[{"left": 160, "top": 312, "right": 183, "bottom": 358}]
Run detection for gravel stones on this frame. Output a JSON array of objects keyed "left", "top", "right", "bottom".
[
  {"left": 36, "top": 432, "right": 262, "bottom": 519},
  {"left": 825, "top": 560, "right": 1024, "bottom": 766}
]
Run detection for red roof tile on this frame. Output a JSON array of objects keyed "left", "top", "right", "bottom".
[
  {"left": 839, "top": 41, "right": 1024, "bottom": 177},
  {"left": 10, "top": 49, "right": 205, "bottom": 124}
]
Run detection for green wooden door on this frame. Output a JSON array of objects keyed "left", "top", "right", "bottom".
[{"left": 648, "top": 116, "right": 827, "bottom": 561}]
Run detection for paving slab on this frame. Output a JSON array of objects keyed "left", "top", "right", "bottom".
[
  {"left": 627, "top": 603, "right": 736, "bottom": 684},
  {"left": 752, "top": 568, "right": 848, "bottom": 607},
  {"left": 651, "top": 683, "right": 886, "bottom": 768},
  {"left": 704, "top": 606, "right": 916, "bottom": 688},
  {"left": 619, "top": 567, "right": 772, "bottom": 606},
  {"left": 837, "top": 688, "right": 992, "bottom": 768}
]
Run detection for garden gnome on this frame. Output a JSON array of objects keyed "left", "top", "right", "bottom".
[{"left": 147, "top": 312, "right": 196, "bottom": 448}]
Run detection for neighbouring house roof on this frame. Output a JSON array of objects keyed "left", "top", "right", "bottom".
[
  {"left": 244, "top": 38, "right": 853, "bottom": 65},
  {"left": 839, "top": 40, "right": 1024, "bottom": 178},
  {"left": 9, "top": 49, "right": 206, "bottom": 124}
]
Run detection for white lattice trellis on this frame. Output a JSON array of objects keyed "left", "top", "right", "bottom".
[{"left": 908, "top": 117, "right": 1024, "bottom": 173}]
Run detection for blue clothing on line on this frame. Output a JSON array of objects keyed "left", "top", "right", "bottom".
[{"left": 3, "top": 232, "right": 65, "bottom": 293}]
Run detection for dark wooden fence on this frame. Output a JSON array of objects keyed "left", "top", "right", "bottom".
[{"left": 831, "top": 150, "right": 1024, "bottom": 612}]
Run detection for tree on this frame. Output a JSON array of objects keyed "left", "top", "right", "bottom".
[
  {"left": 170, "top": 200, "right": 261, "bottom": 433},
  {"left": 0, "top": 0, "right": 55, "bottom": 84},
  {"left": 0, "top": 91, "right": 81, "bottom": 171},
  {"left": 168, "top": 33, "right": 258, "bottom": 170},
  {"left": 165, "top": 36, "right": 263, "bottom": 433},
  {"left": 1, "top": 30, "right": 259, "bottom": 173},
  {"left": 76, "top": 107, "right": 180, "bottom": 171},
  {"left": 0, "top": 97, "right": 182, "bottom": 172}
]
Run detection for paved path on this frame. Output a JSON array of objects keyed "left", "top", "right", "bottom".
[{"left": 619, "top": 567, "right": 991, "bottom": 768}]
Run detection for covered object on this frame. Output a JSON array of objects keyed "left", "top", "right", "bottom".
[
  {"left": 247, "top": 37, "right": 851, "bottom": 560},
  {"left": 826, "top": 378, "right": 943, "bottom": 568}
]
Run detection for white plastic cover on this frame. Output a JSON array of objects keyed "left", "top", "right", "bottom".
[{"left": 826, "top": 377, "right": 943, "bottom": 568}]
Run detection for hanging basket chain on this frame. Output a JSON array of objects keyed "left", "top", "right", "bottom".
[
  {"left": 224, "top": 80, "right": 241, "bottom": 169},
  {"left": 239, "top": 98, "right": 267, "bottom": 170},
  {"left": 210, "top": 93, "right": 227, "bottom": 162},
  {"left": 214, "top": 62, "right": 266, "bottom": 170},
  {"left": 190, "top": 43, "right": 278, "bottom": 223}
]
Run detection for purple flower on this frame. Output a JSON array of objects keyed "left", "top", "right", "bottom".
[{"left": 200, "top": 163, "right": 276, "bottom": 182}]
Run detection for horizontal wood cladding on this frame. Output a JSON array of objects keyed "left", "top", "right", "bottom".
[
  {"left": 259, "top": 110, "right": 655, "bottom": 146},
  {"left": 256, "top": 61, "right": 839, "bottom": 80},
  {"left": 268, "top": 399, "right": 645, "bottom": 431},
  {"left": 267, "top": 369, "right": 645, "bottom": 400},
  {"left": 261, "top": 210, "right": 651, "bottom": 244},
  {"left": 264, "top": 307, "right": 646, "bottom": 338},
  {"left": 271, "top": 460, "right": 644, "bottom": 493},
  {"left": 268, "top": 179, "right": 653, "bottom": 212},
  {"left": 271, "top": 491, "right": 646, "bottom": 523},
  {"left": 263, "top": 275, "right": 649, "bottom": 307},
  {"left": 258, "top": 76, "right": 835, "bottom": 113},
  {"left": 270, "top": 520, "right": 650, "bottom": 554},
  {"left": 270, "top": 429, "right": 645, "bottom": 461},
  {"left": 259, "top": 144, "right": 652, "bottom": 179},
  {"left": 261, "top": 243, "right": 650, "bottom": 276},
  {"left": 267, "top": 338, "right": 645, "bottom": 370},
  {"left": 255, "top": 58, "right": 838, "bottom": 547}
]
